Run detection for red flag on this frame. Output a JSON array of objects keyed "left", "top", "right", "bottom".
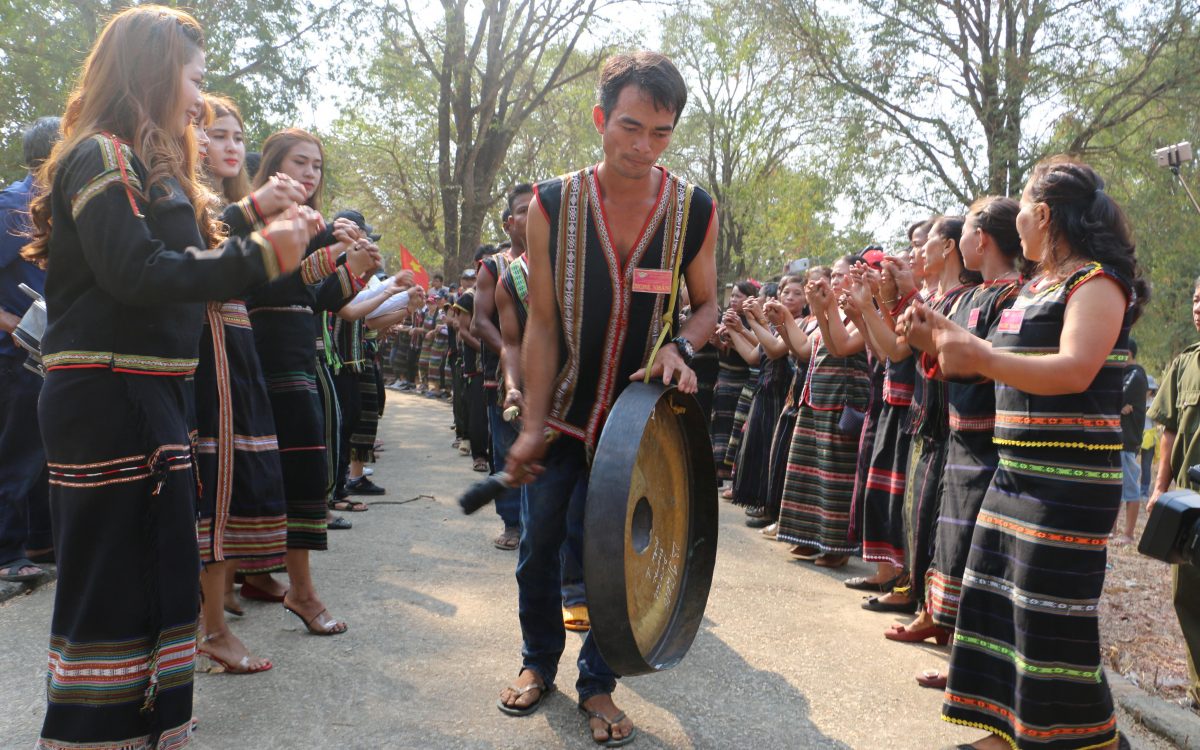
[{"left": 399, "top": 243, "right": 430, "bottom": 290}]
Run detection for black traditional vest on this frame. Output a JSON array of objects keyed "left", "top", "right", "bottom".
[{"left": 535, "top": 165, "right": 714, "bottom": 447}]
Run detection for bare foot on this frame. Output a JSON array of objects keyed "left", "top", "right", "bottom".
[
  {"left": 498, "top": 669, "right": 547, "bottom": 712},
  {"left": 223, "top": 590, "right": 244, "bottom": 617},
  {"left": 964, "top": 735, "right": 1019, "bottom": 750},
  {"left": 197, "top": 628, "right": 271, "bottom": 673},
  {"left": 581, "top": 693, "right": 635, "bottom": 744}
]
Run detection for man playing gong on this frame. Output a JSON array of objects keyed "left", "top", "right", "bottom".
[{"left": 499, "top": 51, "right": 718, "bottom": 746}]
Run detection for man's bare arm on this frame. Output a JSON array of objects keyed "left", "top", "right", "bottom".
[
  {"left": 506, "top": 195, "right": 559, "bottom": 477},
  {"left": 471, "top": 261, "right": 505, "bottom": 354}
]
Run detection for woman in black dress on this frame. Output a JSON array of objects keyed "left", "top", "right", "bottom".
[{"left": 25, "top": 8, "right": 314, "bottom": 746}]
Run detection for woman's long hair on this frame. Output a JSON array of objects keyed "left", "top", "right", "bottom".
[
  {"left": 967, "top": 196, "right": 1036, "bottom": 278},
  {"left": 204, "top": 93, "right": 252, "bottom": 204},
  {"left": 24, "top": 5, "right": 220, "bottom": 264},
  {"left": 254, "top": 129, "right": 326, "bottom": 212},
  {"left": 1026, "top": 157, "right": 1148, "bottom": 320}
]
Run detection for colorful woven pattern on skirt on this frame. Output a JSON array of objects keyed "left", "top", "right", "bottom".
[
  {"left": 710, "top": 361, "right": 749, "bottom": 480},
  {"left": 775, "top": 405, "right": 861, "bottom": 554}
]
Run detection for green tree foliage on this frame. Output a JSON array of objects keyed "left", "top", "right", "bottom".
[
  {"left": 662, "top": 0, "right": 862, "bottom": 283},
  {"left": 363, "top": 0, "right": 617, "bottom": 276},
  {"left": 765, "top": 0, "right": 1200, "bottom": 210},
  {"left": 0, "top": 0, "right": 342, "bottom": 180},
  {"left": 327, "top": 33, "right": 603, "bottom": 276}
]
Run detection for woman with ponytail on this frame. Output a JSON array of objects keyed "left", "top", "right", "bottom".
[
  {"left": 904, "top": 158, "right": 1146, "bottom": 749},
  {"left": 25, "top": 7, "right": 314, "bottom": 747}
]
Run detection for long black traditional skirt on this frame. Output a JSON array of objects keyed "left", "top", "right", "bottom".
[
  {"left": 723, "top": 368, "right": 759, "bottom": 478},
  {"left": 250, "top": 307, "right": 329, "bottom": 552},
  {"left": 732, "top": 374, "right": 788, "bottom": 510},
  {"left": 350, "top": 360, "right": 382, "bottom": 463},
  {"left": 943, "top": 446, "right": 1120, "bottom": 748},
  {"left": 710, "top": 361, "right": 749, "bottom": 481},
  {"left": 899, "top": 436, "right": 946, "bottom": 606},
  {"left": 926, "top": 429, "right": 997, "bottom": 629},
  {"left": 860, "top": 403, "right": 912, "bottom": 568},
  {"left": 195, "top": 302, "right": 287, "bottom": 564},
  {"left": 764, "top": 405, "right": 798, "bottom": 520},
  {"left": 38, "top": 370, "right": 198, "bottom": 750},
  {"left": 848, "top": 363, "right": 884, "bottom": 544}
]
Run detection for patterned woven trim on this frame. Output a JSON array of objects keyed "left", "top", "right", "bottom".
[
  {"left": 43, "top": 350, "right": 198, "bottom": 375},
  {"left": 944, "top": 692, "right": 1116, "bottom": 742},
  {"left": 976, "top": 509, "right": 1109, "bottom": 549},
  {"left": 45, "top": 622, "right": 195, "bottom": 708},
  {"left": 301, "top": 245, "right": 338, "bottom": 284},
  {"left": 940, "top": 715, "right": 1018, "bottom": 750},
  {"left": 48, "top": 447, "right": 192, "bottom": 490},
  {"left": 234, "top": 195, "right": 266, "bottom": 231},
  {"left": 948, "top": 412, "right": 995, "bottom": 431},
  {"left": 993, "top": 438, "right": 1122, "bottom": 451},
  {"left": 997, "top": 455, "right": 1122, "bottom": 479},
  {"left": 995, "top": 413, "right": 1119, "bottom": 429},
  {"left": 252, "top": 232, "right": 281, "bottom": 280},
  {"left": 37, "top": 718, "right": 194, "bottom": 750}
]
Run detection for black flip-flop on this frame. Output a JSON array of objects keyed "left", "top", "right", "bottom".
[
  {"left": 0, "top": 558, "right": 47, "bottom": 583},
  {"left": 497, "top": 674, "right": 554, "bottom": 716}
]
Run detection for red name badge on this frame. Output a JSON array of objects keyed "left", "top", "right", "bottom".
[
  {"left": 968, "top": 308, "right": 980, "bottom": 330},
  {"left": 997, "top": 308, "right": 1024, "bottom": 334},
  {"left": 632, "top": 268, "right": 673, "bottom": 294}
]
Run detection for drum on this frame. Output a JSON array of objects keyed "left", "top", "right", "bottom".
[{"left": 583, "top": 382, "right": 718, "bottom": 676}]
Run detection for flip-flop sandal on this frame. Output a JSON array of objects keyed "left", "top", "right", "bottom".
[
  {"left": 494, "top": 528, "right": 520, "bottom": 551},
  {"left": 497, "top": 671, "right": 554, "bottom": 716},
  {"left": 0, "top": 558, "right": 48, "bottom": 583},
  {"left": 563, "top": 605, "right": 591, "bottom": 632},
  {"left": 916, "top": 669, "right": 947, "bottom": 689},
  {"left": 579, "top": 705, "right": 637, "bottom": 747},
  {"left": 223, "top": 592, "right": 245, "bottom": 617},
  {"left": 329, "top": 497, "right": 369, "bottom": 512}
]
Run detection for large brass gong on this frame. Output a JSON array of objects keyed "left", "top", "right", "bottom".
[{"left": 583, "top": 382, "right": 718, "bottom": 676}]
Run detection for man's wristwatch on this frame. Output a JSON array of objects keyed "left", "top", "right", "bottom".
[{"left": 672, "top": 336, "right": 695, "bottom": 365}]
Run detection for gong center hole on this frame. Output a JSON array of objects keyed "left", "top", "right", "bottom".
[{"left": 631, "top": 496, "right": 653, "bottom": 554}]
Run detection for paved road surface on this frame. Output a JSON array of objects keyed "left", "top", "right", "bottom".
[{"left": 0, "top": 392, "right": 1172, "bottom": 749}]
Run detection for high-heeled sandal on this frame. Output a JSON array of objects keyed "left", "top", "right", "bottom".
[
  {"left": 196, "top": 633, "right": 272, "bottom": 674},
  {"left": 284, "top": 602, "right": 347, "bottom": 635}
]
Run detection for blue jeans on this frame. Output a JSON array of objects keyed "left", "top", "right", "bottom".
[
  {"left": 517, "top": 437, "right": 617, "bottom": 701},
  {"left": 487, "top": 401, "right": 521, "bottom": 528},
  {"left": 1121, "top": 450, "right": 1141, "bottom": 503},
  {"left": 0, "top": 357, "right": 51, "bottom": 563},
  {"left": 560, "top": 476, "right": 587, "bottom": 607}
]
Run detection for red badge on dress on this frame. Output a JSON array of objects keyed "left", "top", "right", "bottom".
[
  {"left": 997, "top": 308, "right": 1024, "bottom": 334},
  {"left": 968, "top": 308, "right": 981, "bottom": 331},
  {"left": 632, "top": 269, "right": 673, "bottom": 294}
]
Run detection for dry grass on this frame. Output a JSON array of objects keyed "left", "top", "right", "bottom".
[{"left": 1101, "top": 510, "right": 1192, "bottom": 702}]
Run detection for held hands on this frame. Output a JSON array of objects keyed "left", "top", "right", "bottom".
[
  {"left": 262, "top": 205, "right": 320, "bottom": 274},
  {"left": 344, "top": 238, "right": 379, "bottom": 277},
  {"left": 629, "top": 342, "right": 698, "bottom": 394},
  {"left": 896, "top": 302, "right": 982, "bottom": 376},
  {"left": 503, "top": 387, "right": 526, "bottom": 413},
  {"left": 763, "top": 298, "right": 790, "bottom": 326},
  {"left": 806, "top": 278, "right": 833, "bottom": 312},
  {"left": 881, "top": 256, "right": 916, "bottom": 299},
  {"left": 252, "top": 174, "right": 309, "bottom": 219},
  {"left": 722, "top": 308, "right": 744, "bottom": 333},
  {"left": 743, "top": 297, "right": 767, "bottom": 326}
]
